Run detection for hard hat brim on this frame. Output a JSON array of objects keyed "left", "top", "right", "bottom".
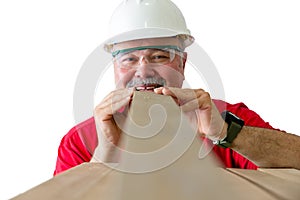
[{"left": 103, "top": 28, "right": 194, "bottom": 53}]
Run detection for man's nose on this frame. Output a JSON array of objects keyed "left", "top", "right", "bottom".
[{"left": 134, "top": 58, "right": 155, "bottom": 78}]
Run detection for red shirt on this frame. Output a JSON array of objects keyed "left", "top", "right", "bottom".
[{"left": 54, "top": 99, "right": 275, "bottom": 175}]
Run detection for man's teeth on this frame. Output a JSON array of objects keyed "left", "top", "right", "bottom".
[
  {"left": 136, "top": 85, "right": 161, "bottom": 91},
  {"left": 136, "top": 86, "right": 155, "bottom": 91}
]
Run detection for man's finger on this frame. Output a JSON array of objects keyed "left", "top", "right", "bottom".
[
  {"left": 164, "top": 87, "right": 200, "bottom": 100},
  {"left": 180, "top": 94, "right": 211, "bottom": 112},
  {"left": 97, "top": 88, "right": 133, "bottom": 109},
  {"left": 95, "top": 96, "right": 131, "bottom": 120}
]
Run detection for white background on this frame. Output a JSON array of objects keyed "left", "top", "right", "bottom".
[{"left": 1, "top": 0, "right": 299, "bottom": 199}]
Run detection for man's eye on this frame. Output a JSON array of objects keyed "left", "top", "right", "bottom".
[
  {"left": 120, "top": 56, "right": 138, "bottom": 64},
  {"left": 151, "top": 55, "right": 170, "bottom": 62}
]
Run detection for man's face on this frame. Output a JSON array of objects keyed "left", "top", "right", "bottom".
[{"left": 112, "top": 37, "right": 187, "bottom": 91}]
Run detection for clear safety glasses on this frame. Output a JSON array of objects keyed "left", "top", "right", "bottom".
[{"left": 112, "top": 45, "right": 184, "bottom": 69}]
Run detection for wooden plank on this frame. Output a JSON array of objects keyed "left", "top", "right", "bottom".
[
  {"left": 258, "top": 168, "right": 300, "bottom": 184},
  {"left": 12, "top": 92, "right": 277, "bottom": 200},
  {"left": 114, "top": 92, "right": 275, "bottom": 199},
  {"left": 12, "top": 163, "right": 278, "bottom": 200},
  {"left": 228, "top": 168, "right": 300, "bottom": 200},
  {"left": 11, "top": 163, "right": 117, "bottom": 200}
]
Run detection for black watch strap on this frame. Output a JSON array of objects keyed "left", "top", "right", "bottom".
[{"left": 213, "top": 111, "right": 244, "bottom": 148}]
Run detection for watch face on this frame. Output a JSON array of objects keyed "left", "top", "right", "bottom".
[
  {"left": 223, "top": 111, "right": 244, "bottom": 126},
  {"left": 229, "top": 112, "right": 238, "bottom": 118},
  {"left": 216, "top": 111, "right": 245, "bottom": 148}
]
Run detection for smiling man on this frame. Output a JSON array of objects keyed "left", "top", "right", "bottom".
[
  {"left": 54, "top": 0, "right": 300, "bottom": 175},
  {"left": 112, "top": 37, "right": 186, "bottom": 90}
]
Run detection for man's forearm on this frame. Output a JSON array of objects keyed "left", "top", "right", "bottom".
[{"left": 231, "top": 126, "right": 300, "bottom": 169}]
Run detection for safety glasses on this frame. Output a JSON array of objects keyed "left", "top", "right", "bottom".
[{"left": 112, "top": 45, "right": 184, "bottom": 69}]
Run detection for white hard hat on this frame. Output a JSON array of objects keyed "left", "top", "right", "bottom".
[{"left": 104, "top": 0, "right": 194, "bottom": 52}]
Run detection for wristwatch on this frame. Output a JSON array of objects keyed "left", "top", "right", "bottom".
[{"left": 213, "top": 111, "right": 245, "bottom": 148}]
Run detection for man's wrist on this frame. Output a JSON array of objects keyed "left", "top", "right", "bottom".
[
  {"left": 218, "top": 122, "right": 228, "bottom": 141},
  {"left": 209, "top": 122, "right": 228, "bottom": 141},
  {"left": 213, "top": 111, "right": 245, "bottom": 148}
]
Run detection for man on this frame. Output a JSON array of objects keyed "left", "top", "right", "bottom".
[{"left": 54, "top": 0, "right": 300, "bottom": 175}]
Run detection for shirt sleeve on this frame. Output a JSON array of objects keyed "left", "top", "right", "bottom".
[
  {"left": 53, "top": 127, "right": 93, "bottom": 176},
  {"left": 54, "top": 117, "right": 98, "bottom": 175}
]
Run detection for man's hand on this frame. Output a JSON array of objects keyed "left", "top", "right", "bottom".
[
  {"left": 154, "top": 87, "right": 227, "bottom": 141},
  {"left": 91, "top": 88, "right": 134, "bottom": 163},
  {"left": 91, "top": 87, "right": 226, "bottom": 163}
]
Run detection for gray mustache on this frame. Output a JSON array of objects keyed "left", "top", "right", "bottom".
[{"left": 126, "top": 77, "right": 166, "bottom": 88}]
